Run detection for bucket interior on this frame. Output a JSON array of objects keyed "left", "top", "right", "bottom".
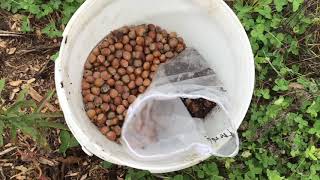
[{"left": 57, "top": 0, "right": 254, "bottom": 172}]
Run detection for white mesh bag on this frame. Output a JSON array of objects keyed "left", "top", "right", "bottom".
[{"left": 121, "top": 48, "right": 239, "bottom": 161}]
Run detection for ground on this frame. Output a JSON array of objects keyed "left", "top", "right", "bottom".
[{"left": 0, "top": 0, "right": 320, "bottom": 180}]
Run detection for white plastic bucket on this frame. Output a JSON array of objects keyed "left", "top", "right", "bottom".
[{"left": 55, "top": 0, "right": 254, "bottom": 173}]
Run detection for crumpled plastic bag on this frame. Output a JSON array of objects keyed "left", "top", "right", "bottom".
[{"left": 121, "top": 48, "right": 239, "bottom": 161}]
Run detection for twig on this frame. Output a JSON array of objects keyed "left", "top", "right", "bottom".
[
  {"left": 0, "top": 167, "right": 6, "bottom": 180},
  {"left": 152, "top": 174, "right": 169, "bottom": 179},
  {"left": 287, "top": 57, "right": 317, "bottom": 66},
  {"left": 17, "top": 44, "right": 60, "bottom": 55},
  {"left": 265, "top": 56, "right": 281, "bottom": 77},
  {"left": 0, "top": 31, "right": 35, "bottom": 37},
  {"left": 0, "top": 31, "right": 23, "bottom": 37},
  {"left": 0, "top": 146, "right": 17, "bottom": 156}
]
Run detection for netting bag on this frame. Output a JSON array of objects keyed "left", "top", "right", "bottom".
[{"left": 121, "top": 48, "right": 239, "bottom": 161}]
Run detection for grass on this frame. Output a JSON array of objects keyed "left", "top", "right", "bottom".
[{"left": 1, "top": 0, "right": 320, "bottom": 179}]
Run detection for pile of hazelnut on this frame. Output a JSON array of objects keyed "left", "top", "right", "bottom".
[{"left": 81, "top": 24, "right": 186, "bottom": 142}]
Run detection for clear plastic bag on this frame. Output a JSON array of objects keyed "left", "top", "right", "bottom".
[{"left": 121, "top": 48, "right": 239, "bottom": 161}]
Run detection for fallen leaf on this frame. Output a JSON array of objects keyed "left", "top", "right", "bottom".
[
  {"left": 57, "top": 156, "right": 81, "bottom": 164},
  {"left": 36, "top": 29, "right": 42, "bottom": 38},
  {"left": 9, "top": 90, "right": 18, "bottom": 100},
  {"left": 4, "top": 143, "right": 13, "bottom": 147},
  {"left": 2, "top": 163, "right": 13, "bottom": 166},
  {"left": 0, "top": 40, "right": 7, "bottom": 48},
  {"left": 9, "top": 80, "right": 22, "bottom": 86},
  {"left": 11, "top": 22, "right": 18, "bottom": 31},
  {"left": 17, "top": 150, "right": 36, "bottom": 162},
  {"left": 12, "top": 14, "right": 24, "bottom": 22},
  {"left": 28, "top": 87, "right": 57, "bottom": 112},
  {"left": 7, "top": 47, "right": 16, "bottom": 55},
  {"left": 11, "top": 165, "right": 33, "bottom": 180},
  {"left": 15, "top": 165, "right": 28, "bottom": 172},
  {"left": 26, "top": 78, "right": 36, "bottom": 84},
  {"left": 9, "top": 93, "right": 14, "bottom": 100},
  {"left": 15, "top": 175, "right": 26, "bottom": 180},
  {"left": 65, "top": 172, "right": 79, "bottom": 177},
  {"left": 40, "top": 106, "right": 48, "bottom": 113},
  {"left": 38, "top": 157, "right": 57, "bottom": 166},
  {"left": 289, "top": 83, "right": 304, "bottom": 90},
  {"left": 80, "top": 174, "right": 88, "bottom": 180},
  {"left": 33, "top": 65, "right": 41, "bottom": 72}
]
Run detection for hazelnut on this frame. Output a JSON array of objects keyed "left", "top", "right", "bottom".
[
  {"left": 143, "top": 79, "right": 151, "bottom": 86},
  {"left": 106, "top": 131, "right": 117, "bottom": 141},
  {"left": 121, "top": 75, "right": 130, "bottom": 84},
  {"left": 100, "top": 126, "right": 110, "bottom": 135},
  {"left": 102, "top": 94, "right": 111, "bottom": 103},
  {"left": 120, "top": 59, "right": 129, "bottom": 68},
  {"left": 116, "top": 105, "right": 125, "bottom": 114},
  {"left": 128, "top": 95, "right": 136, "bottom": 104},
  {"left": 87, "top": 109, "right": 96, "bottom": 119},
  {"left": 115, "top": 42, "right": 123, "bottom": 49},
  {"left": 82, "top": 81, "right": 90, "bottom": 90},
  {"left": 91, "top": 87, "right": 100, "bottom": 95},
  {"left": 123, "top": 51, "right": 132, "bottom": 60},
  {"left": 94, "top": 78, "right": 104, "bottom": 87},
  {"left": 109, "top": 89, "right": 119, "bottom": 98}
]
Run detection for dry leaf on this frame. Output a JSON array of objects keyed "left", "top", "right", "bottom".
[
  {"left": 26, "top": 78, "right": 36, "bottom": 84},
  {"left": 289, "top": 83, "right": 304, "bottom": 90},
  {"left": 4, "top": 143, "right": 13, "bottom": 148},
  {"left": 15, "top": 165, "right": 28, "bottom": 172},
  {"left": 7, "top": 47, "right": 17, "bottom": 55},
  {"left": 36, "top": 29, "right": 42, "bottom": 38},
  {"left": 0, "top": 40, "right": 7, "bottom": 48},
  {"left": 65, "top": 172, "right": 79, "bottom": 177},
  {"left": 39, "top": 157, "right": 57, "bottom": 166},
  {"left": 40, "top": 106, "right": 48, "bottom": 113},
  {"left": 11, "top": 22, "right": 18, "bottom": 31},
  {"left": 28, "top": 87, "right": 57, "bottom": 112},
  {"left": 9, "top": 80, "right": 22, "bottom": 87},
  {"left": 2, "top": 163, "right": 13, "bottom": 167},
  {"left": 12, "top": 14, "right": 24, "bottom": 22},
  {"left": 13, "top": 88, "right": 20, "bottom": 93},
  {"left": 80, "top": 174, "right": 88, "bottom": 180},
  {"left": 15, "top": 175, "right": 26, "bottom": 180},
  {"left": 9, "top": 87, "right": 20, "bottom": 100}
]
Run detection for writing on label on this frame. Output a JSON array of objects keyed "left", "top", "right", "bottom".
[{"left": 204, "top": 129, "right": 234, "bottom": 144}]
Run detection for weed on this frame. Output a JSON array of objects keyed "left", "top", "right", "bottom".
[
  {"left": 1, "top": 0, "right": 319, "bottom": 179},
  {"left": 58, "top": 130, "right": 79, "bottom": 156},
  {"left": 0, "top": 79, "right": 69, "bottom": 149}
]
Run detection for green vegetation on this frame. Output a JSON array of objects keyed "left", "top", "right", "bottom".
[
  {"left": 1, "top": 0, "right": 319, "bottom": 179},
  {"left": 58, "top": 130, "right": 79, "bottom": 156},
  {"left": 0, "top": 0, "right": 84, "bottom": 37},
  {"left": 0, "top": 79, "right": 69, "bottom": 149}
]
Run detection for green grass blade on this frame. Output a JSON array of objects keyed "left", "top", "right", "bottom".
[
  {"left": 0, "top": 79, "right": 5, "bottom": 97},
  {"left": 16, "top": 87, "right": 29, "bottom": 102},
  {"left": 36, "top": 89, "right": 55, "bottom": 113},
  {"left": 6, "top": 100, "right": 37, "bottom": 115},
  {"left": 0, "top": 120, "right": 4, "bottom": 147},
  {"left": 24, "top": 112, "right": 64, "bottom": 119},
  {"left": 37, "top": 120, "right": 69, "bottom": 130},
  {"left": 58, "top": 130, "right": 79, "bottom": 156},
  {"left": 10, "top": 125, "right": 17, "bottom": 142}
]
